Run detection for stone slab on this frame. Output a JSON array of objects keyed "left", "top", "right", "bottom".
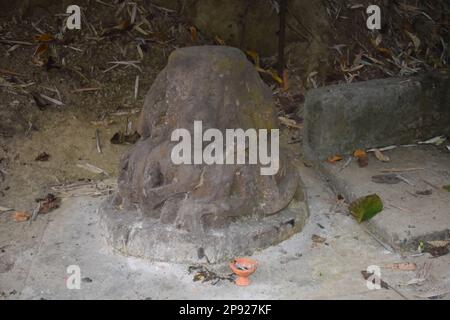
[
  {"left": 319, "top": 146, "right": 450, "bottom": 251},
  {"left": 303, "top": 72, "right": 450, "bottom": 161}
]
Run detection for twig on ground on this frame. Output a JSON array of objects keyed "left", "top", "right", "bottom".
[
  {"left": 72, "top": 87, "right": 102, "bottom": 93},
  {"left": 104, "top": 60, "right": 142, "bottom": 73},
  {"left": 0, "top": 39, "right": 34, "bottom": 46},
  {"left": 134, "top": 75, "right": 139, "bottom": 100},
  {"left": 30, "top": 202, "right": 41, "bottom": 223},
  {"left": 0, "top": 69, "right": 26, "bottom": 77},
  {"left": 338, "top": 157, "right": 352, "bottom": 173},
  {"left": 381, "top": 168, "right": 424, "bottom": 173},
  {"left": 95, "top": 129, "right": 102, "bottom": 154},
  {"left": 39, "top": 93, "right": 64, "bottom": 106}
]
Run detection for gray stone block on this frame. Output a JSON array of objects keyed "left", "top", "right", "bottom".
[{"left": 303, "top": 73, "right": 450, "bottom": 161}]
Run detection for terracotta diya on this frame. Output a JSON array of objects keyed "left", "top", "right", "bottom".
[{"left": 229, "top": 258, "right": 258, "bottom": 286}]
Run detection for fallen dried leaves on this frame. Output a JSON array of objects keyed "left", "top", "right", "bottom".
[
  {"left": 383, "top": 262, "right": 417, "bottom": 271},
  {"left": 189, "top": 26, "right": 198, "bottom": 42},
  {"left": 0, "top": 206, "right": 13, "bottom": 213},
  {"left": 278, "top": 116, "right": 302, "bottom": 129},
  {"left": 353, "top": 149, "right": 367, "bottom": 158},
  {"left": 36, "top": 193, "right": 61, "bottom": 214},
  {"left": 34, "top": 33, "right": 54, "bottom": 42},
  {"left": 188, "top": 265, "right": 234, "bottom": 285},
  {"left": 374, "top": 149, "right": 390, "bottom": 162},
  {"left": 35, "top": 152, "right": 50, "bottom": 161},
  {"left": 14, "top": 211, "right": 31, "bottom": 222},
  {"left": 76, "top": 163, "right": 108, "bottom": 175},
  {"left": 424, "top": 239, "right": 450, "bottom": 257},
  {"left": 311, "top": 234, "right": 327, "bottom": 244},
  {"left": 327, "top": 155, "right": 343, "bottom": 164}
]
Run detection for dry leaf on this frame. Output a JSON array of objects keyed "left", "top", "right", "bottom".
[
  {"left": 368, "top": 145, "right": 397, "bottom": 152},
  {"left": 136, "top": 44, "right": 144, "bottom": 59},
  {"left": 193, "top": 168, "right": 205, "bottom": 190},
  {"left": 35, "top": 33, "right": 53, "bottom": 42},
  {"left": 246, "top": 50, "right": 260, "bottom": 67},
  {"left": 383, "top": 262, "right": 417, "bottom": 271},
  {"left": 377, "top": 47, "right": 392, "bottom": 57},
  {"left": 39, "top": 93, "right": 64, "bottom": 106},
  {"left": 36, "top": 193, "right": 61, "bottom": 214},
  {"left": 341, "top": 64, "right": 364, "bottom": 73},
  {"left": 0, "top": 206, "right": 13, "bottom": 212},
  {"left": 353, "top": 149, "right": 367, "bottom": 158},
  {"left": 311, "top": 234, "right": 327, "bottom": 243},
  {"left": 35, "top": 43, "right": 48, "bottom": 57},
  {"left": 14, "top": 211, "right": 31, "bottom": 222},
  {"left": 425, "top": 246, "right": 449, "bottom": 257},
  {"left": 419, "top": 136, "right": 446, "bottom": 145},
  {"left": 374, "top": 149, "right": 390, "bottom": 162},
  {"left": 327, "top": 155, "right": 343, "bottom": 164},
  {"left": 255, "top": 67, "right": 283, "bottom": 84},
  {"left": 278, "top": 116, "right": 302, "bottom": 129},
  {"left": 372, "top": 34, "right": 382, "bottom": 47},
  {"left": 116, "top": 20, "right": 131, "bottom": 31},
  {"left": 404, "top": 30, "right": 421, "bottom": 51},
  {"left": 76, "top": 163, "right": 108, "bottom": 175},
  {"left": 214, "top": 36, "right": 225, "bottom": 45},
  {"left": 270, "top": 69, "right": 283, "bottom": 84},
  {"left": 427, "top": 240, "right": 450, "bottom": 248},
  {"left": 189, "top": 26, "right": 198, "bottom": 42},
  {"left": 35, "top": 152, "right": 50, "bottom": 161}
]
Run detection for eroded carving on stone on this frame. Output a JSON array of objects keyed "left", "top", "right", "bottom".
[{"left": 100, "top": 46, "right": 308, "bottom": 263}]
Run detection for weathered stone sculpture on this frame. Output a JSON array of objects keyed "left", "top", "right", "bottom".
[{"left": 99, "top": 46, "right": 308, "bottom": 263}]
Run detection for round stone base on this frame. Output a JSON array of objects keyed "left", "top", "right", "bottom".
[{"left": 99, "top": 188, "right": 309, "bottom": 264}]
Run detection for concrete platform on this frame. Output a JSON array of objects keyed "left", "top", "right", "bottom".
[
  {"left": 99, "top": 196, "right": 309, "bottom": 264},
  {"left": 319, "top": 146, "right": 450, "bottom": 251},
  {"left": 1, "top": 167, "right": 450, "bottom": 299}
]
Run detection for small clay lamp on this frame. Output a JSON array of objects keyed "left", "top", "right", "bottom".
[{"left": 229, "top": 258, "right": 258, "bottom": 286}]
